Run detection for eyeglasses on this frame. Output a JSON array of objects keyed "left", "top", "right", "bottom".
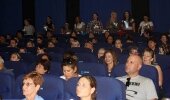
[
  {"left": 126, "top": 77, "right": 131, "bottom": 87},
  {"left": 23, "top": 82, "right": 35, "bottom": 87}
]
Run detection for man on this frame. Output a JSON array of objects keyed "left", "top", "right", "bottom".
[
  {"left": 0, "top": 56, "right": 14, "bottom": 76},
  {"left": 117, "top": 55, "right": 158, "bottom": 100}
]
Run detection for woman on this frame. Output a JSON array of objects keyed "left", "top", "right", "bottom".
[
  {"left": 44, "top": 16, "right": 55, "bottom": 33},
  {"left": 23, "top": 18, "right": 35, "bottom": 36},
  {"left": 76, "top": 75, "right": 97, "bottom": 100},
  {"left": 106, "top": 11, "right": 119, "bottom": 33},
  {"left": 74, "top": 16, "right": 86, "bottom": 34},
  {"left": 10, "top": 52, "right": 21, "bottom": 61},
  {"left": 104, "top": 49, "right": 118, "bottom": 76},
  {"left": 142, "top": 48, "right": 163, "bottom": 87},
  {"left": 115, "top": 38, "right": 123, "bottom": 53},
  {"left": 138, "top": 15, "right": 153, "bottom": 37},
  {"left": 60, "top": 57, "right": 80, "bottom": 80},
  {"left": 159, "top": 34, "right": 170, "bottom": 55},
  {"left": 121, "top": 11, "right": 135, "bottom": 32},
  {"left": 22, "top": 71, "right": 44, "bottom": 100}
]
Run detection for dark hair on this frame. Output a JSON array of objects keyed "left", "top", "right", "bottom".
[
  {"left": 36, "top": 59, "right": 51, "bottom": 73},
  {"left": 78, "top": 75, "right": 97, "bottom": 100},
  {"left": 148, "top": 37, "right": 157, "bottom": 43},
  {"left": 63, "top": 51, "right": 78, "bottom": 62},
  {"left": 62, "top": 57, "right": 78, "bottom": 73},
  {"left": 104, "top": 49, "right": 118, "bottom": 67}
]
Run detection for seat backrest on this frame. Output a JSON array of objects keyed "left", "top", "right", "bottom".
[
  {"left": 38, "top": 75, "right": 65, "bottom": 100},
  {"left": 76, "top": 53, "right": 98, "bottom": 63},
  {"left": 78, "top": 62, "right": 106, "bottom": 76},
  {"left": 4, "top": 61, "right": 27, "bottom": 78},
  {"left": 65, "top": 77, "right": 126, "bottom": 100},
  {"left": 68, "top": 47, "right": 92, "bottom": 53},
  {"left": 49, "top": 61, "right": 62, "bottom": 76},
  {"left": 0, "top": 73, "right": 15, "bottom": 99}
]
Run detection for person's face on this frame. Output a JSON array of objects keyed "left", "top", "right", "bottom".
[
  {"left": 124, "top": 12, "right": 129, "bottom": 18},
  {"left": 24, "top": 20, "right": 29, "bottom": 26},
  {"left": 111, "top": 12, "right": 117, "bottom": 19},
  {"left": 129, "top": 49, "right": 139, "bottom": 56},
  {"left": 48, "top": 42, "right": 55, "bottom": 48},
  {"left": 63, "top": 65, "right": 76, "bottom": 80},
  {"left": 98, "top": 49, "right": 105, "bottom": 58},
  {"left": 104, "top": 52, "right": 113, "bottom": 65},
  {"left": 84, "top": 42, "right": 93, "bottom": 50},
  {"left": 107, "top": 36, "right": 113, "bottom": 44},
  {"left": 92, "top": 13, "right": 98, "bottom": 21},
  {"left": 35, "top": 64, "right": 47, "bottom": 75},
  {"left": 161, "top": 35, "right": 167, "bottom": 43},
  {"left": 47, "top": 17, "right": 51, "bottom": 23},
  {"left": 10, "top": 40, "right": 17, "bottom": 47},
  {"left": 22, "top": 78, "right": 39, "bottom": 97},
  {"left": 27, "top": 42, "right": 34, "bottom": 48},
  {"left": 75, "top": 17, "right": 80, "bottom": 23},
  {"left": 143, "top": 51, "right": 153, "bottom": 65},
  {"left": 37, "top": 38, "right": 43, "bottom": 44},
  {"left": 148, "top": 41, "right": 156, "bottom": 49},
  {"left": 143, "top": 16, "right": 149, "bottom": 22},
  {"left": 10, "top": 54, "right": 19, "bottom": 61},
  {"left": 76, "top": 77, "right": 95, "bottom": 99},
  {"left": 115, "top": 40, "right": 122, "bottom": 49},
  {"left": 125, "top": 56, "right": 141, "bottom": 76},
  {"left": 71, "top": 41, "right": 80, "bottom": 48}
]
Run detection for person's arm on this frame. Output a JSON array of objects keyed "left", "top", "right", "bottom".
[{"left": 156, "top": 65, "right": 163, "bottom": 87}]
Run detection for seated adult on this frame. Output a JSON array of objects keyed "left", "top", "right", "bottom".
[
  {"left": 35, "top": 59, "right": 51, "bottom": 75},
  {"left": 60, "top": 57, "right": 81, "bottom": 80},
  {"left": 117, "top": 55, "right": 158, "bottom": 100},
  {"left": 22, "top": 71, "right": 44, "bottom": 100},
  {"left": 76, "top": 75, "right": 97, "bottom": 100},
  {"left": 10, "top": 52, "right": 21, "bottom": 61}
]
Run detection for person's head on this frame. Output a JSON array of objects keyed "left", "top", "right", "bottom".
[
  {"left": 115, "top": 39, "right": 123, "bottom": 49},
  {"left": 46, "top": 16, "right": 52, "bottom": 24},
  {"left": 24, "top": 18, "right": 32, "bottom": 26},
  {"left": 142, "top": 48, "right": 155, "bottom": 65},
  {"left": 9, "top": 39, "right": 18, "bottom": 47},
  {"left": 76, "top": 75, "right": 97, "bottom": 100},
  {"left": 92, "top": 12, "right": 99, "bottom": 21},
  {"left": 62, "top": 57, "right": 78, "bottom": 80},
  {"left": 63, "top": 51, "right": 78, "bottom": 62},
  {"left": 22, "top": 71, "right": 44, "bottom": 98},
  {"left": 104, "top": 49, "right": 118, "bottom": 67},
  {"left": 47, "top": 41, "right": 55, "bottom": 48},
  {"left": 125, "top": 55, "right": 142, "bottom": 77},
  {"left": 37, "top": 47, "right": 46, "bottom": 55},
  {"left": 10, "top": 52, "right": 21, "bottom": 61},
  {"left": 160, "top": 33, "right": 169, "bottom": 44},
  {"left": 143, "top": 15, "right": 149, "bottom": 22},
  {"left": 39, "top": 53, "right": 52, "bottom": 61},
  {"left": 35, "top": 59, "right": 51, "bottom": 75},
  {"left": 97, "top": 48, "right": 106, "bottom": 59},
  {"left": 75, "top": 16, "right": 81, "bottom": 24},
  {"left": 106, "top": 35, "right": 114, "bottom": 44},
  {"left": 123, "top": 11, "right": 131, "bottom": 20},
  {"left": 71, "top": 40, "right": 80, "bottom": 48},
  {"left": 148, "top": 38, "right": 157, "bottom": 50},
  {"left": 0, "top": 56, "right": 4, "bottom": 70},
  {"left": 26, "top": 40, "right": 35, "bottom": 48},
  {"left": 129, "top": 46, "right": 139, "bottom": 56},
  {"left": 110, "top": 11, "right": 117, "bottom": 20},
  {"left": 37, "top": 37, "right": 43, "bottom": 44},
  {"left": 84, "top": 40, "right": 93, "bottom": 50}
]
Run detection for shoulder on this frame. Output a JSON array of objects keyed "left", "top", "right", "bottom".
[{"left": 35, "top": 95, "right": 44, "bottom": 100}]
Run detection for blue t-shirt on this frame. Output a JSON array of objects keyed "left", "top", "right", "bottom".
[{"left": 23, "top": 95, "right": 44, "bottom": 100}]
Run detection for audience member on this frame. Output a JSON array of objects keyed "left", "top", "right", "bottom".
[
  {"left": 44, "top": 16, "right": 55, "bottom": 33},
  {"left": 142, "top": 48, "right": 163, "bottom": 87},
  {"left": 76, "top": 75, "right": 97, "bottom": 100},
  {"left": 117, "top": 55, "right": 158, "bottom": 100},
  {"left": 23, "top": 18, "right": 35, "bottom": 36},
  {"left": 159, "top": 33, "right": 170, "bottom": 55},
  {"left": 74, "top": 16, "right": 86, "bottom": 34},
  {"left": 22, "top": 71, "right": 44, "bottom": 100},
  {"left": 35, "top": 59, "right": 51, "bottom": 75},
  {"left": 148, "top": 38, "right": 159, "bottom": 54},
  {"left": 60, "top": 57, "right": 80, "bottom": 80},
  {"left": 10, "top": 52, "right": 21, "bottom": 61},
  {"left": 104, "top": 49, "right": 118, "bottom": 76},
  {"left": 138, "top": 15, "right": 154, "bottom": 37}
]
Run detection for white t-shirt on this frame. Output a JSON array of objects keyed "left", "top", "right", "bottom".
[
  {"left": 139, "top": 21, "right": 153, "bottom": 34},
  {"left": 117, "top": 75, "right": 158, "bottom": 100}
]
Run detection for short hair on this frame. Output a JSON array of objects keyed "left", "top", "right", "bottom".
[
  {"left": 78, "top": 75, "right": 97, "bottom": 100},
  {"left": 23, "top": 71, "right": 44, "bottom": 86},
  {"left": 36, "top": 59, "right": 51, "bottom": 73}
]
